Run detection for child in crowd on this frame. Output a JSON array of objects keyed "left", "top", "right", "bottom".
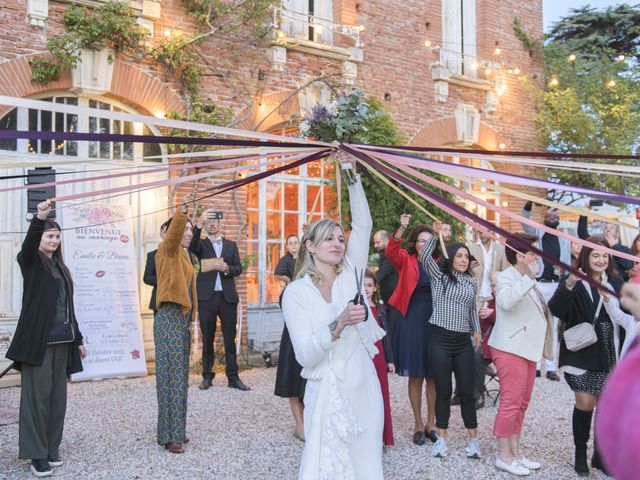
[{"left": 364, "top": 269, "right": 395, "bottom": 447}]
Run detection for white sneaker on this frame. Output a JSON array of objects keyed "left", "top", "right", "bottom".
[
  {"left": 465, "top": 438, "right": 482, "bottom": 459},
  {"left": 496, "top": 457, "right": 531, "bottom": 476},
  {"left": 517, "top": 457, "right": 541, "bottom": 470},
  {"left": 432, "top": 437, "right": 448, "bottom": 457}
]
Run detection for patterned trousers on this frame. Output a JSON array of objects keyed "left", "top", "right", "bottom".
[{"left": 154, "top": 302, "right": 191, "bottom": 445}]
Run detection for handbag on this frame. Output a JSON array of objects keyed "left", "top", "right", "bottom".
[
  {"left": 563, "top": 295, "right": 603, "bottom": 352},
  {"left": 47, "top": 268, "right": 76, "bottom": 345},
  {"left": 47, "top": 320, "right": 75, "bottom": 345}
]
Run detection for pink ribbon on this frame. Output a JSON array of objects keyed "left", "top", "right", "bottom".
[
  {"left": 1, "top": 149, "right": 320, "bottom": 194},
  {"left": 50, "top": 152, "right": 314, "bottom": 202},
  {"left": 359, "top": 147, "right": 640, "bottom": 265}
]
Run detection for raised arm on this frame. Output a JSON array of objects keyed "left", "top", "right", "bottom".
[
  {"left": 577, "top": 215, "right": 590, "bottom": 240},
  {"left": 18, "top": 200, "right": 51, "bottom": 268},
  {"left": 419, "top": 235, "right": 442, "bottom": 280},
  {"left": 548, "top": 276, "right": 578, "bottom": 322},
  {"left": 495, "top": 270, "right": 537, "bottom": 312},
  {"left": 521, "top": 202, "right": 537, "bottom": 236},
  {"left": 164, "top": 195, "right": 193, "bottom": 257},
  {"left": 163, "top": 209, "right": 188, "bottom": 257},
  {"left": 344, "top": 174, "right": 372, "bottom": 270}
]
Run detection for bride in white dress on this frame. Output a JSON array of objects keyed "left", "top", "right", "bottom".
[{"left": 282, "top": 156, "right": 385, "bottom": 480}]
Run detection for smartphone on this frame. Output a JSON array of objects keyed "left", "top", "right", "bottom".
[{"left": 207, "top": 211, "right": 223, "bottom": 220}]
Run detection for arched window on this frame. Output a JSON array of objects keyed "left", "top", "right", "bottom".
[
  {"left": 0, "top": 95, "right": 163, "bottom": 162},
  {"left": 0, "top": 94, "right": 169, "bottom": 319},
  {"left": 245, "top": 123, "right": 337, "bottom": 306}
]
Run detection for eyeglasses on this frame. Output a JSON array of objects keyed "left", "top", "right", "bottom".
[{"left": 416, "top": 239, "right": 428, "bottom": 244}]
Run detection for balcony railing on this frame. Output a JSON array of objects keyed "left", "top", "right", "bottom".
[
  {"left": 439, "top": 48, "right": 480, "bottom": 80},
  {"left": 272, "top": 2, "right": 363, "bottom": 48}
]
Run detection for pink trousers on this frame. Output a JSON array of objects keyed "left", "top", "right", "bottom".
[{"left": 492, "top": 348, "right": 537, "bottom": 437}]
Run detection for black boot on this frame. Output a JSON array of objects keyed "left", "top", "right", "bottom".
[
  {"left": 592, "top": 438, "right": 611, "bottom": 476},
  {"left": 573, "top": 407, "right": 593, "bottom": 476}
]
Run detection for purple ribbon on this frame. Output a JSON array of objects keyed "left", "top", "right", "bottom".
[
  {"left": 357, "top": 145, "right": 640, "bottom": 206},
  {"left": 0, "top": 130, "right": 317, "bottom": 149},
  {"left": 341, "top": 144, "right": 619, "bottom": 297}
]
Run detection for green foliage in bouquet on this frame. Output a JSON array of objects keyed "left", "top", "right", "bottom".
[{"left": 301, "top": 90, "right": 463, "bottom": 241}]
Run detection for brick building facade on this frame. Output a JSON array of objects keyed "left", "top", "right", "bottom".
[{"left": 0, "top": 0, "right": 543, "bottom": 372}]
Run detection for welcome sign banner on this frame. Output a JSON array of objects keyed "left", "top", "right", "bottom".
[{"left": 63, "top": 203, "right": 147, "bottom": 381}]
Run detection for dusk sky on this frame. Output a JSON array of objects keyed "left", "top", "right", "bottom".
[{"left": 544, "top": 0, "right": 623, "bottom": 31}]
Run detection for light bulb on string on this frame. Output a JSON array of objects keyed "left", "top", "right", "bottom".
[
  {"left": 425, "top": 39, "right": 432, "bottom": 47},
  {"left": 607, "top": 79, "right": 616, "bottom": 88},
  {"left": 513, "top": 67, "right": 520, "bottom": 75},
  {"left": 549, "top": 77, "right": 559, "bottom": 87},
  {"left": 616, "top": 54, "right": 626, "bottom": 62},
  {"left": 494, "top": 47, "right": 501, "bottom": 55},
  {"left": 485, "top": 68, "right": 492, "bottom": 76},
  {"left": 568, "top": 53, "right": 576, "bottom": 62}
]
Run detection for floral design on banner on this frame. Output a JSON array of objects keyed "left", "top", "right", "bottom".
[{"left": 69, "top": 204, "right": 128, "bottom": 226}]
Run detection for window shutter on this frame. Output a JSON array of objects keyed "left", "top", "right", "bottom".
[
  {"left": 442, "top": 0, "right": 462, "bottom": 74},
  {"left": 462, "top": 0, "right": 477, "bottom": 75},
  {"left": 316, "top": 0, "right": 333, "bottom": 44},
  {"left": 283, "top": 0, "right": 308, "bottom": 39}
]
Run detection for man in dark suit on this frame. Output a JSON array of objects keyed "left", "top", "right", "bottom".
[
  {"left": 143, "top": 221, "right": 169, "bottom": 313},
  {"left": 190, "top": 209, "right": 249, "bottom": 391},
  {"left": 373, "top": 230, "right": 398, "bottom": 305}
]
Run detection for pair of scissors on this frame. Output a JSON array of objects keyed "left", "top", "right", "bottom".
[{"left": 352, "top": 267, "right": 368, "bottom": 322}]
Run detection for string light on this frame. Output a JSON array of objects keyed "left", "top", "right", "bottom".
[
  {"left": 425, "top": 39, "right": 432, "bottom": 47},
  {"left": 607, "top": 79, "right": 616, "bottom": 88},
  {"left": 485, "top": 68, "right": 492, "bottom": 76},
  {"left": 163, "top": 29, "right": 172, "bottom": 37},
  {"left": 568, "top": 53, "right": 576, "bottom": 62},
  {"left": 513, "top": 67, "right": 520, "bottom": 75},
  {"left": 616, "top": 54, "right": 626, "bottom": 62},
  {"left": 494, "top": 47, "right": 501, "bottom": 55},
  {"left": 549, "top": 77, "right": 559, "bottom": 87}
]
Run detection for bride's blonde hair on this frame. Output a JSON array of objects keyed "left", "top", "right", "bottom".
[{"left": 295, "top": 218, "right": 345, "bottom": 286}]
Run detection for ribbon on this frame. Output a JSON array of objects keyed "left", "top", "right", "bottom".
[
  {"left": 0, "top": 145, "right": 321, "bottom": 172},
  {"left": 357, "top": 143, "right": 640, "bottom": 161},
  {"left": 449, "top": 174, "right": 639, "bottom": 232},
  {"left": 357, "top": 146, "right": 640, "bottom": 207},
  {"left": 0, "top": 149, "right": 321, "bottom": 194},
  {"left": 342, "top": 144, "right": 618, "bottom": 297},
  {"left": 363, "top": 148, "right": 640, "bottom": 265},
  {"left": 0, "top": 130, "right": 321, "bottom": 149},
  {"left": 49, "top": 151, "right": 321, "bottom": 203},
  {"left": 0, "top": 95, "right": 331, "bottom": 146}
]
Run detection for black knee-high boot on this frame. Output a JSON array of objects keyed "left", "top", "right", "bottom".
[
  {"left": 573, "top": 407, "right": 593, "bottom": 476},
  {"left": 592, "top": 433, "right": 610, "bottom": 475}
]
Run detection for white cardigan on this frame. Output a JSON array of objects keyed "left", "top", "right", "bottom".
[
  {"left": 489, "top": 266, "right": 554, "bottom": 362},
  {"left": 282, "top": 178, "right": 384, "bottom": 381}
]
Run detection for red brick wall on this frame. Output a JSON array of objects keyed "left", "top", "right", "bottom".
[{"left": 0, "top": 0, "right": 545, "bottom": 358}]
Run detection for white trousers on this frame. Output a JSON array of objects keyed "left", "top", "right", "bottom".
[{"left": 535, "top": 281, "right": 560, "bottom": 372}]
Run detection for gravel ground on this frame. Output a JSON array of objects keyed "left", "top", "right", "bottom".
[{"left": 0, "top": 368, "right": 608, "bottom": 480}]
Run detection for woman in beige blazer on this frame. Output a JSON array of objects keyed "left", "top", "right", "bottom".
[{"left": 488, "top": 233, "right": 554, "bottom": 476}]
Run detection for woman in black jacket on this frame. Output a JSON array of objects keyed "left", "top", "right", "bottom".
[
  {"left": 548, "top": 236, "right": 622, "bottom": 477},
  {"left": 5, "top": 200, "right": 87, "bottom": 478}
]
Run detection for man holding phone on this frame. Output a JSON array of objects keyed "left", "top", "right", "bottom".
[{"left": 190, "top": 209, "right": 250, "bottom": 391}]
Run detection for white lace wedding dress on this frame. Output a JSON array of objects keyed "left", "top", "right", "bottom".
[{"left": 282, "top": 177, "right": 385, "bottom": 480}]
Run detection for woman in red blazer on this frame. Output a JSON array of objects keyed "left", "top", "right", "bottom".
[{"left": 386, "top": 213, "right": 437, "bottom": 445}]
